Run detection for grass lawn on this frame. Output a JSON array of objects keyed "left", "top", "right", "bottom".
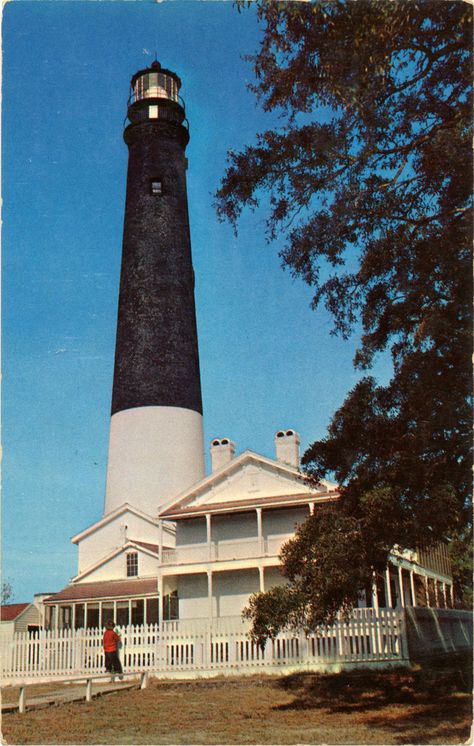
[{"left": 2, "top": 657, "right": 472, "bottom": 744}]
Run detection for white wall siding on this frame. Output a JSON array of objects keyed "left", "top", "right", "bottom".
[
  {"left": 79, "top": 549, "right": 158, "bottom": 583},
  {"left": 0, "top": 621, "right": 15, "bottom": 642},
  {"left": 177, "top": 574, "right": 208, "bottom": 619},
  {"left": 177, "top": 570, "right": 264, "bottom": 619},
  {"left": 14, "top": 606, "right": 41, "bottom": 633},
  {"left": 193, "top": 460, "right": 317, "bottom": 508},
  {"left": 263, "top": 507, "right": 309, "bottom": 537},
  {"left": 214, "top": 570, "right": 259, "bottom": 617},
  {"left": 176, "top": 518, "right": 206, "bottom": 546},
  {"left": 77, "top": 512, "right": 159, "bottom": 574},
  {"left": 212, "top": 513, "right": 257, "bottom": 543}
]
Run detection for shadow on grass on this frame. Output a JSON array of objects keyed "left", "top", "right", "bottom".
[
  {"left": 273, "top": 654, "right": 472, "bottom": 716},
  {"left": 364, "top": 701, "right": 472, "bottom": 745}
]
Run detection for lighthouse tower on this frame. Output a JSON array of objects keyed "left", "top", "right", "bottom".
[{"left": 104, "top": 61, "right": 205, "bottom": 516}]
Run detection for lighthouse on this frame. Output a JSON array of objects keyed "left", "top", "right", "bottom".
[{"left": 104, "top": 61, "right": 205, "bottom": 516}]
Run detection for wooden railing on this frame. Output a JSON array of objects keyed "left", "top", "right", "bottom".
[
  {"left": 161, "top": 535, "right": 289, "bottom": 566},
  {"left": 0, "top": 609, "right": 408, "bottom": 682}
]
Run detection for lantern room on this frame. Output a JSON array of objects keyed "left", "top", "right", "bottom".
[
  {"left": 131, "top": 67, "right": 179, "bottom": 104},
  {"left": 127, "top": 60, "right": 186, "bottom": 127}
]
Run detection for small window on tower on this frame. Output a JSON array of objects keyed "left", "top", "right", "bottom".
[
  {"left": 151, "top": 179, "right": 162, "bottom": 196},
  {"left": 126, "top": 552, "right": 138, "bottom": 577}
]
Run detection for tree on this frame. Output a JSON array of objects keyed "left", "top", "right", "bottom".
[
  {"left": 216, "top": 1, "right": 472, "bottom": 638},
  {"left": 448, "top": 528, "right": 473, "bottom": 609},
  {"left": 1, "top": 581, "right": 13, "bottom": 604}
]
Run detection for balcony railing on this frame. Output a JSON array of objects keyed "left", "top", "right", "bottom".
[{"left": 161, "top": 535, "right": 289, "bottom": 566}]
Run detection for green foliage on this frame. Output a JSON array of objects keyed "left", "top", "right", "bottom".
[
  {"left": 1, "top": 581, "right": 13, "bottom": 604},
  {"left": 448, "top": 529, "right": 473, "bottom": 609},
  {"left": 217, "top": 1, "right": 472, "bottom": 639},
  {"left": 242, "top": 585, "right": 305, "bottom": 649}
]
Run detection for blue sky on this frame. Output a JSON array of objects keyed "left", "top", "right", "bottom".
[{"left": 2, "top": 0, "right": 390, "bottom": 602}]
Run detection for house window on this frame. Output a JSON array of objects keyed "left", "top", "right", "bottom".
[
  {"left": 126, "top": 552, "right": 138, "bottom": 577},
  {"left": 151, "top": 179, "right": 162, "bottom": 196},
  {"left": 149, "top": 105, "right": 159, "bottom": 119}
]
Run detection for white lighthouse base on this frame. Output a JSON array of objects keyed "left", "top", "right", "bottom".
[{"left": 104, "top": 406, "right": 205, "bottom": 516}]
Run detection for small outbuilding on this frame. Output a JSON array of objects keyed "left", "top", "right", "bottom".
[{"left": 0, "top": 603, "right": 41, "bottom": 641}]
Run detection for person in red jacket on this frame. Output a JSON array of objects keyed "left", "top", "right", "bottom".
[{"left": 103, "top": 620, "right": 123, "bottom": 678}]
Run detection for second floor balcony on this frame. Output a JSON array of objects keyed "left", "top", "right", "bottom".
[{"left": 161, "top": 535, "right": 289, "bottom": 567}]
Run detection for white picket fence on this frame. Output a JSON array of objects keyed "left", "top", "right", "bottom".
[{"left": 0, "top": 608, "right": 407, "bottom": 682}]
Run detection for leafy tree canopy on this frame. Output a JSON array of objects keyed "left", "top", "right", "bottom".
[{"left": 216, "top": 0, "right": 472, "bottom": 636}]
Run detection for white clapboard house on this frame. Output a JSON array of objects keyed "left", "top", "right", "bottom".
[{"left": 43, "top": 429, "right": 454, "bottom": 631}]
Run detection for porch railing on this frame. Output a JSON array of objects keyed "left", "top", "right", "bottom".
[
  {"left": 161, "top": 535, "right": 288, "bottom": 566},
  {"left": 0, "top": 608, "right": 408, "bottom": 682}
]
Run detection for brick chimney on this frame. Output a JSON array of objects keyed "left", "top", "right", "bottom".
[
  {"left": 274, "top": 429, "right": 300, "bottom": 468},
  {"left": 210, "top": 438, "right": 235, "bottom": 472}
]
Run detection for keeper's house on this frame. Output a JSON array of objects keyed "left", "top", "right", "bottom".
[{"left": 43, "top": 429, "right": 454, "bottom": 630}]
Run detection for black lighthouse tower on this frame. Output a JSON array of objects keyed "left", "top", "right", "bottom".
[{"left": 104, "top": 61, "right": 205, "bottom": 515}]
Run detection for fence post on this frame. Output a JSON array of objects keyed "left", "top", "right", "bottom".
[
  {"left": 18, "top": 686, "right": 26, "bottom": 714},
  {"left": 398, "top": 608, "right": 410, "bottom": 662},
  {"left": 85, "top": 678, "right": 92, "bottom": 702},
  {"left": 140, "top": 671, "right": 148, "bottom": 689}
]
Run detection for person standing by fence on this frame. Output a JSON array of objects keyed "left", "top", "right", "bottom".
[{"left": 103, "top": 621, "right": 123, "bottom": 679}]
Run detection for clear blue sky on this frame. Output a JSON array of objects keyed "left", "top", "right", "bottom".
[{"left": 2, "top": 0, "right": 390, "bottom": 602}]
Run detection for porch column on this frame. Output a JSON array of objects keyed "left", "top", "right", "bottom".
[
  {"left": 424, "top": 575, "right": 430, "bottom": 607},
  {"left": 207, "top": 571, "right": 213, "bottom": 623},
  {"left": 442, "top": 582, "right": 447, "bottom": 608},
  {"left": 158, "top": 520, "right": 164, "bottom": 562},
  {"left": 371, "top": 573, "right": 379, "bottom": 611},
  {"left": 72, "top": 603, "right": 76, "bottom": 631},
  {"left": 449, "top": 583, "right": 454, "bottom": 607},
  {"left": 308, "top": 503, "right": 315, "bottom": 515},
  {"left": 259, "top": 566, "right": 265, "bottom": 593},
  {"left": 410, "top": 569, "right": 417, "bottom": 607},
  {"left": 434, "top": 578, "right": 439, "bottom": 608},
  {"left": 385, "top": 567, "right": 393, "bottom": 608},
  {"left": 158, "top": 574, "right": 163, "bottom": 628},
  {"left": 84, "top": 602, "right": 88, "bottom": 629},
  {"left": 54, "top": 604, "right": 59, "bottom": 630},
  {"left": 398, "top": 565, "right": 406, "bottom": 608},
  {"left": 98, "top": 601, "right": 102, "bottom": 629},
  {"left": 128, "top": 599, "right": 132, "bottom": 625},
  {"left": 256, "top": 508, "right": 263, "bottom": 554},
  {"left": 113, "top": 600, "right": 117, "bottom": 623},
  {"left": 206, "top": 514, "right": 212, "bottom": 561}
]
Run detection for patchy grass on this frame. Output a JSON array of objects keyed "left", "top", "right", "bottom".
[{"left": 2, "top": 657, "right": 472, "bottom": 744}]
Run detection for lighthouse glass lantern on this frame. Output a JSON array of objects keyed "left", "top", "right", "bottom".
[
  {"left": 128, "top": 61, "right": 184, "bottom": 126},
  {"left": 132, "top": 70, "right": 179, "bottom": 103}
]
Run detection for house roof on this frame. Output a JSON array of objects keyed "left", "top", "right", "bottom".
[
  {"left": 159, "top": 450, "right": 338, "bottom": 518},
  {"left": 160, "top": 491, "right": 338, "bottom": 519},
  {"left": 71, "top": 503, "right": 160, "bottom": 544},
  {"left": 71, "top": 540, "right": 165, "bottom": 584},
  {"left": 1, "top": 603, "right": 31, "bottom": 621},
  {"left": 44, "top": 578, "right": 158, "bottom": 604},
  {"left": 132, "top": 540, "right": 159, "bottom": 554}
]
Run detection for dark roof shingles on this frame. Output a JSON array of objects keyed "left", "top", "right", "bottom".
[
  {"left": 44, "top": 578, "right": 158, "bottom": 603},
  {"left": 1, "top": 603, "right": 30, "bottom": 621}
]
